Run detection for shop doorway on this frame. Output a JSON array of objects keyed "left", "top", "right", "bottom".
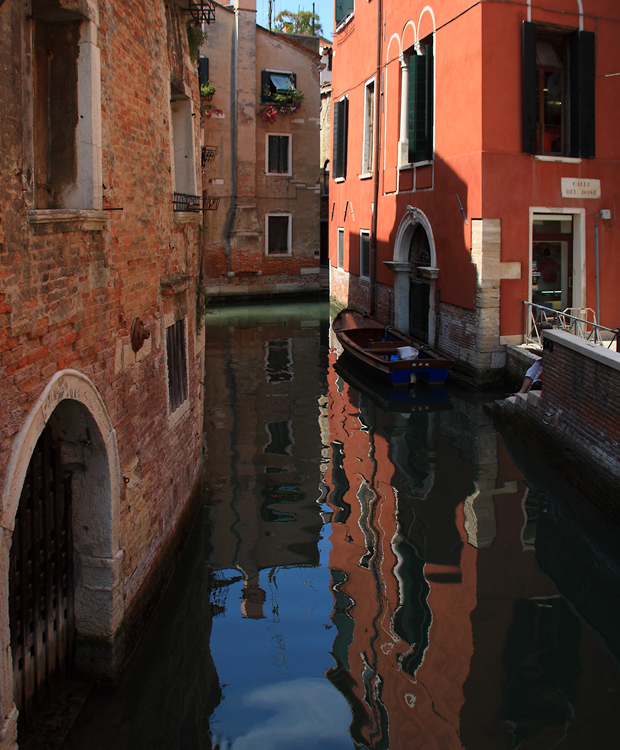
[{"left": 531, "top": 215, "right": 573, "bottom": 312}]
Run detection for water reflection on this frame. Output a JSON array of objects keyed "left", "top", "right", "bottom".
[{"left": 56, "top": 302, "right": 620, "bottom": 750}]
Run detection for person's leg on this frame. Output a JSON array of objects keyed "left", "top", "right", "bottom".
[{"left": 517, "top": 376, "right": 534, "bottom": 394}]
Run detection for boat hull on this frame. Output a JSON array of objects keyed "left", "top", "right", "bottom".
[{"left": 332, "top": 309, "right": 453, "bottom": 387}]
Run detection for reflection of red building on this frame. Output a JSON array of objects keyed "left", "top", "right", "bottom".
[
  {"left": 330, "top": 0, "right": 620, "bottom": 385},
  {"left": 324, "top": 343, "right": 579, "bottom": 747}
]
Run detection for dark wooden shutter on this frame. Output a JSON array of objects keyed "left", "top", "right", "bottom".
[
  {"left": 198, "top": 57, "right": 209, "bottom": 86},
  {"left": 569, "top": 30, "right": 596, "bottom": 158},
  {"left": 522, "top": 21, "right": 537, "bottom": 155},
  {"left": 408, "top": 51, "right": 433, "bottom": 163},
  {"left": 261, "top": 69, "right": 271, "bottom": 101},
  {"left": 333, "top": 98, "right": 348, "bottom": 179}
]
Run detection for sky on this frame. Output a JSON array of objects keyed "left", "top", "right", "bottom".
[{"left": 255, "top": 0, "right": 334, "bottom": 40}]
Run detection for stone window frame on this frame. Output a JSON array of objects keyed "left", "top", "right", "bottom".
[{"left": 26, "top": 1, "right": 105, "bottom": 231}]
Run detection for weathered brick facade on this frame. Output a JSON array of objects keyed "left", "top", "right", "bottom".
[
  {"left": 198, "top": 0, "right": 322, "bottom": 301},
  {"left": 0, "top": 1, "right": 205, "bottom": 744}
]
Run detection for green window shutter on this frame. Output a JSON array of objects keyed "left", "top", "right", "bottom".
[
  {"left": 335, "top": 0, "right": 354, "bottom": 26},
  {"left": 408, "top": 51, "right": 433, "bottom": 163},
  {"left": 522, "top": 21, "right": 537, "bottom": 155},
  {"left": 333, "top": 98, "right": 348, "bottom": 179}
]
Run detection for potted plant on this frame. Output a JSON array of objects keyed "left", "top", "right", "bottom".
[
  {"left": 259, "top": 89, "right": 304, "bottom": 123},
  {"left": 200, "top": 82, "right": 216, "bottom": 101}
]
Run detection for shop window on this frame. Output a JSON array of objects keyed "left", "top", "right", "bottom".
[
  {"left": 166, "top": 318, "right": 188, "bottom": 413},
  {"left": 261, "top": 70, "right": 297, "bottom": 101},
  {"left": 266, "top": 134, "right": 291, "bottom": 174},
  {"left": 335, "top": 0, "right": 354, "bottom": 27},
  {"left": 522, "top": 22, "right": 595, "bottom": 158},
  {"left": 362, "top": 80, "right": 375, "bottom": 175},
  {"left": 333, "top": 97, "right": 349, "bottom": 179},
  {"left": 337, "top": 227, "right": 344, "bottom": 268},
  {"left": 406, "top": 36, "right": 434, "bottom": 164},
  {"left": 266, "top": 214, "right": 291, "bottom": 255},
  {"left": 360, "top": 230, "right": 370, "bottom": 279}
]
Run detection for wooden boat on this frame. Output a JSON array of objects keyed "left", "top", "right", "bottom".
[{"left": 332, "top": 308, "right": 453, "bottom": 387}]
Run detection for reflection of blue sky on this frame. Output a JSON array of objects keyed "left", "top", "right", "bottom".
[
  {"left": 256, "top": 0, "right": 334, "bottom": 40},
  {"left": 232, "top": 678, "right": 352, "bottom": 750},
  {"left": 209, "top": 532, "right": 351, "bottom": 744}
]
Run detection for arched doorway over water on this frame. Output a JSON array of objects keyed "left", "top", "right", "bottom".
[
  {"left": 1, "top": 371, "right": 123, "bottom": 737},
  {"left": 389, "top": 208, "right": 439, "bottom": 345}
]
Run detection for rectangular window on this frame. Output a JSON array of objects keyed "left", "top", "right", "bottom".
[
  {"left": 171, "top": 94, "right": 197, "bottom": 197},
  {"left": 333, "top": 97, "right": 349, "bottom": 179},
  {"left": 261, "top": 70, "right": 297, "bottom": 101},
  {"left": 266, "top": 134, "right": 291, "bottom": 174},
  {"left": 166, "top": 319, "right": 188, "bottom": 413},
  {"left": 407, "top": 36, "right": 434, "bottom": 164},
  {"left": 337, "top": 227, "right": 344, "bottom": 268},
  {"left": 360, "top": 230, "right": 370, "bottom": 279},
  {"left": 362, "top": 81, "right": 375, "bottom": 175},
  {"left": 198, "top": 57, "right": 209, "bottom": 87},
  {"left": 522, "top": 22, "right": 595, "bottom": 158},
  {"left": 266, "top": 214, "right": 291, "bottom": 255},
  {"left": 335, "top": 0, "right": 354, "bottom": 26}
]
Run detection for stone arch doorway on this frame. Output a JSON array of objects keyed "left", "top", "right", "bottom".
[
  {"left": 1, "top": 371, "right": 123, "bottom": 739},
  {"left": 390, "top": 208, "right": 439, "bottom": 345}
]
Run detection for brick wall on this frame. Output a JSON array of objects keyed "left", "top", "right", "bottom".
[
  {"left": 0, "top": 0, "right": 205, "bottom": 701},
  {"left": 539, "top": 331, "right": 620, "bottom": 480}
]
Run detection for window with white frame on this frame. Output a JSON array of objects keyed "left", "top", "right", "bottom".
[
  {"left": 360, "top": 230, "right": 370, "bottom": 278},
  {"left": 171, "top": 94, "right": 197, "bottom": 198},
  {"left": 337, "top": 227, "right": 344, "bottom": 268},
  {"left": 522, "top": 23, "right": 595, "bottom": 158},
  {"left": 399, "top": 35, "right": 434, "bottom": 166},
  {"left": 266, "top": 134, "right": 291, "bottom": 174},
  {"left": 362, "top": 80, "right": 375, "bottom": 175},
  {"left": 335, "top": 0, "right": 354, "bottom": 27},
  {"left": 266, "top": 214, "right": 292, "bottom": 255}
]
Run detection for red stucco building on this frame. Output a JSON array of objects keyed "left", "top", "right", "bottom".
[{"left": 329, "top": 0, "right": 620, "bottom": 384}]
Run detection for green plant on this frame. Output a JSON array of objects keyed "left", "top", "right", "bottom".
[
  {"left": 187, "top": 23, "right": 207, "bottom": 63},
  {"left": 200, "top": 82, "right": 216, "bottom": 98},
  {"left": 259, "top": 88, "right": 304, "bottom": 123}
]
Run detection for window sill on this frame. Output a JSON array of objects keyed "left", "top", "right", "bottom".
[
  {"left": 359, "top": 173, "right": 372, "bottom": 181},
  {"left": 27, "top": 209, "right": 108, "bottom": 234},
  {"left": 334, "top": 177, "right": 346, "bottom": 183},
  {"left": 399, "top": 159, "right": 433, "bottom": 171},
  {"left": 174, "top": 211, "right": 202, "bottom": 224},
  {"left": 266, "top": 172, "right": 292, "bottom": 177},
  {"left": 266, "top": 251, "right": 292, "bottom": 257},
  {"left": 359, "top": 276, "right": 371, "bottom": 286},
  {"left": 535, "top": 155, "right": 582, "bottom": 164},
  {"left": 335, "top": 13, "right": 354, "bottom": 34}
]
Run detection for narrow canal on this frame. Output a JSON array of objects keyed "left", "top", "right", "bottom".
[{"left": 60, "top": 301, "right": 620, "bottom": 749}]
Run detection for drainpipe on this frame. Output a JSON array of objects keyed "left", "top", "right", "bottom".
[
  {"left": 370, "top": 0, "right": 382, "bottom": 316},
  {"left": 595, "top": 209, "right": 611, "bottom": 325}
]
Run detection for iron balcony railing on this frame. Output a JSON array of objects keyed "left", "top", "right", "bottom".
[
  {"left": 201, "top": 145, "right": 218, "bottom": 167},
  {"left": 523, "top": 301, "right": 619, "bottom": 350},
  {"left": 173, "top": 192, "right": 202, "bottom": 212}
]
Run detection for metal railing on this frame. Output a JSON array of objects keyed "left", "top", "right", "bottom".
[
  {"left": 523, "top": 301, "right": 619, "bottom": 350},
  {"left": 173, "top": 192, "right": 202, "bottom": 212}
]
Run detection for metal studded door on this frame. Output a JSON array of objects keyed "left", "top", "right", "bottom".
[{"left": 9, "top": 423, "right": 74, "bottom": 721}]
